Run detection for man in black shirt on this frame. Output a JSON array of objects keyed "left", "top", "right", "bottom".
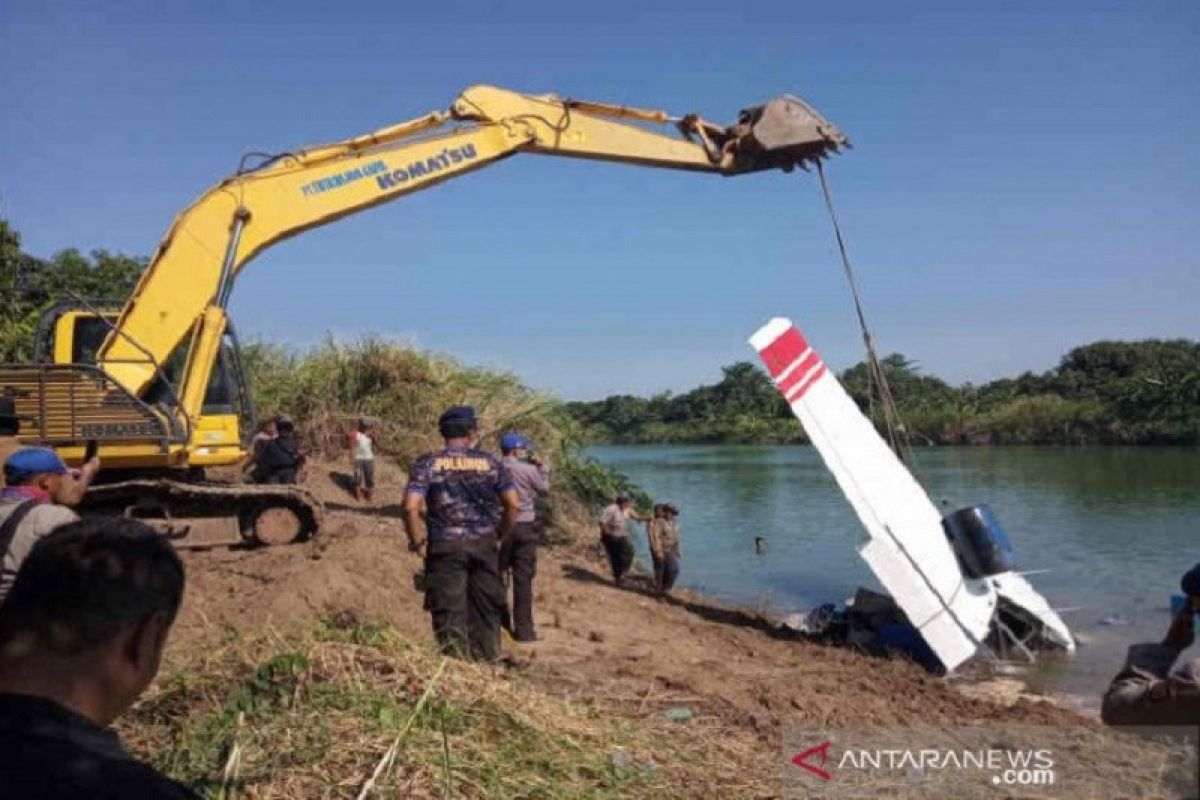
[
  {"left": 0, "top": 517, "right": 195, "bottom": 799},
  {"left": 255, "top": 415, "right": 305, "bottom": 484}
]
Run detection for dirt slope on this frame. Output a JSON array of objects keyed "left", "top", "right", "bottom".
[
  {"left": 149, "top": 464, "right": 1200, "bottom": 798},
  {"left": 174, "top": 462, "right": 1084, "bottom": 738}
]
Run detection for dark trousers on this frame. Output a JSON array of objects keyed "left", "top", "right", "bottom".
[
  {"left": 261, "top": 467, "right": 297, "bottom": 485},
  {"left": 601, "top": 534, "right": 634, "bottom": 584},
  {"left": 499, "top": 522, "right": 538, "bottom": 641},
  {"left": 354, "top": 459, "right": 375, "bottom": 490},
  {"left": 424, "top": 536, "right": 505, "bottom": 661},
  {"left": 653, "top": 551, "right": 680, "bottom": 592}
]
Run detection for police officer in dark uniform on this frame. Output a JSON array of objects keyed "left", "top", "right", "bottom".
[{"left": 403, "top": 406, "right": 519, "bottom": 661}]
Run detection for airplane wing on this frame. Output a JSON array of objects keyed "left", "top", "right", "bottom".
[{"left": 749, "top": 317, "right": 996, "bottom": 671}]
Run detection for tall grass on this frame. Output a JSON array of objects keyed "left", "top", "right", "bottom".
[
  {"left": 121, "top": 616, "right": 734, "bottom": 798},
  {"left": 241, "top": 338, "right": 650, "bottom": 536}
]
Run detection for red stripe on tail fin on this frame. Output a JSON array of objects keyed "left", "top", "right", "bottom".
[
  {"left": 759, "top": 326, "right": 810, "bottom": 378},
  {"left": 777, "top": 349, "right": 822, "bottom": 397},
  {"left": 786, "top": 364, "right": 827, "bottom": 403}
]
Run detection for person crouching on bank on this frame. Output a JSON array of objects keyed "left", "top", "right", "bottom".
[{"left": 1101, "top": 563, "right": 1200, "bottom": 726}]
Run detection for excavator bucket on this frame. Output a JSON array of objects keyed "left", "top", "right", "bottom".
[{"left": 726, "top": 95, "right": 849, "bottom": 173}]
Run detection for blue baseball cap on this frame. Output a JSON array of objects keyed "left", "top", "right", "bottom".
[
  {"left": 500, "top": 433, "right": 531, "bottom": 452},
  {"left": 4, "top": 447, "right": 69, "bottom": 484}
]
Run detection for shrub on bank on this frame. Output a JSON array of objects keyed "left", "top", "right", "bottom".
[{"left": 241, "top": 337, "right": 648, "bottom": 539}]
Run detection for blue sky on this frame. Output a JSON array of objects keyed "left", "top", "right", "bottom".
[{"left": 2, "top": 0, "right": 1196, "bottom": 399}]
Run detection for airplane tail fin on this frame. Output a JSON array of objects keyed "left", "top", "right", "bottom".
[{"left": 750, "top": 317, "right": 996, "bottom": 671}]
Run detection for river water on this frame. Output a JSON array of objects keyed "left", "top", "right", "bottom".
[{"left": 587, "top": 444, "right": 1200, "bottom": 710}]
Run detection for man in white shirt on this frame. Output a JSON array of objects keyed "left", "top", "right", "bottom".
[
  {"left": 598, "top": 492, "right": 648, "bottom": 587},
  {"left": 350, "top": 416, "right": 378, "bottom": 502}
]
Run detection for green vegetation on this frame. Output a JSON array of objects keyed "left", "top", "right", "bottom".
[
  {"left": 241, "top": 338, "right": 652, "bottom": 526},
  {"left": 566, "top": 363, "right": 802, "bottom": 445},
  {"left": 118, "top": 616, "right": 699, "bottom": 798},
  {"left": 567, "top": 345, "right": 1200, "bottom": 446},
  {"left": 0, "top": 219, "right": 144, "bottom": 361}
]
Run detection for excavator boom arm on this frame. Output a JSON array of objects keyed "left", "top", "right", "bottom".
[{"left": 99, "top": 84, "right": 847, "bottom": 407}]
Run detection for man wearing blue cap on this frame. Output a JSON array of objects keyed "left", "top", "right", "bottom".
[
  {"left": 403, "top": 406, "right": 520, "bottom": 661},
  {"left": 498, "top": 432, "right": 550, "bottom": 642},
  {"left": 1102, "top": 563, "right": 1200, "bottom": 726},
  {"left": 0, "top": 448, "right": 81, "bottom": 604},
  {"left": 1, "top": 399, "right": 100, "bottom": 501}
]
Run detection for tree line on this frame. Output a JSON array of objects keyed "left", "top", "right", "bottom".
[
  {"left": 4, "top": 218, "right": 1196, "bottom": 446},
  {"left": 566, "top": 344, "right": 1200, "bottom": 446},
  {"left": 0, "top": 220, "right": 145, "bottom": 362}
]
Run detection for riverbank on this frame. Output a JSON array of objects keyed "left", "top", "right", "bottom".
[{"left": 115, "top": 460, "right": 1193, "bottom": 797}]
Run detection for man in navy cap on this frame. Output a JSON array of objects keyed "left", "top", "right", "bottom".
[
  {"left": 0, "top": 448, "right": 81, "bottom": 604},
  {"left": 1102, "top": 563, "right": 1200, "bottom": 726},
  {"left": 402, "top": 406, "right": 520, "bottom": 661},
  {"left": 498, "top": 432, "right": 550, "bottom": 642}
]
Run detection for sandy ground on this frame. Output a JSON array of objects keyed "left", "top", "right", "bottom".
[
  {"left": 162, "top": 464, "right": 1196, "bottom": 798},
  {"left": 175, "top": 464, "right": 1084, "bottom": 728}
]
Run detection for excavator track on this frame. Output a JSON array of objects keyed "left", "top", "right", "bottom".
[{"left": 79, "top": 479, "right": 324, "bottom": 549}]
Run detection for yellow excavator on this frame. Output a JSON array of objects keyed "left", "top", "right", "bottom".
[{"left": 0, "top": 85, "right": 847, "bottom": 548}]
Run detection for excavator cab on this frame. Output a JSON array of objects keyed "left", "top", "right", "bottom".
[
  {"left": 21, "top": 303, "right": 255, "bottom": 469},
  {"left": 3, "top": 303, "right": 316, "bottom": 548}
]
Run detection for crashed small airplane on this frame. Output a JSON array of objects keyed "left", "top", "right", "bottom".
[{"left": 749, "top": 317, "right": 1074, "bottom": 672}]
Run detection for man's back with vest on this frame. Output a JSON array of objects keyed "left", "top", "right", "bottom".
[
  {"left": 403, "top": 406, "right": 520, "bottom": 662},
  {"left": 407, "top": 446, "right": 510, "bottom": 548}
]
